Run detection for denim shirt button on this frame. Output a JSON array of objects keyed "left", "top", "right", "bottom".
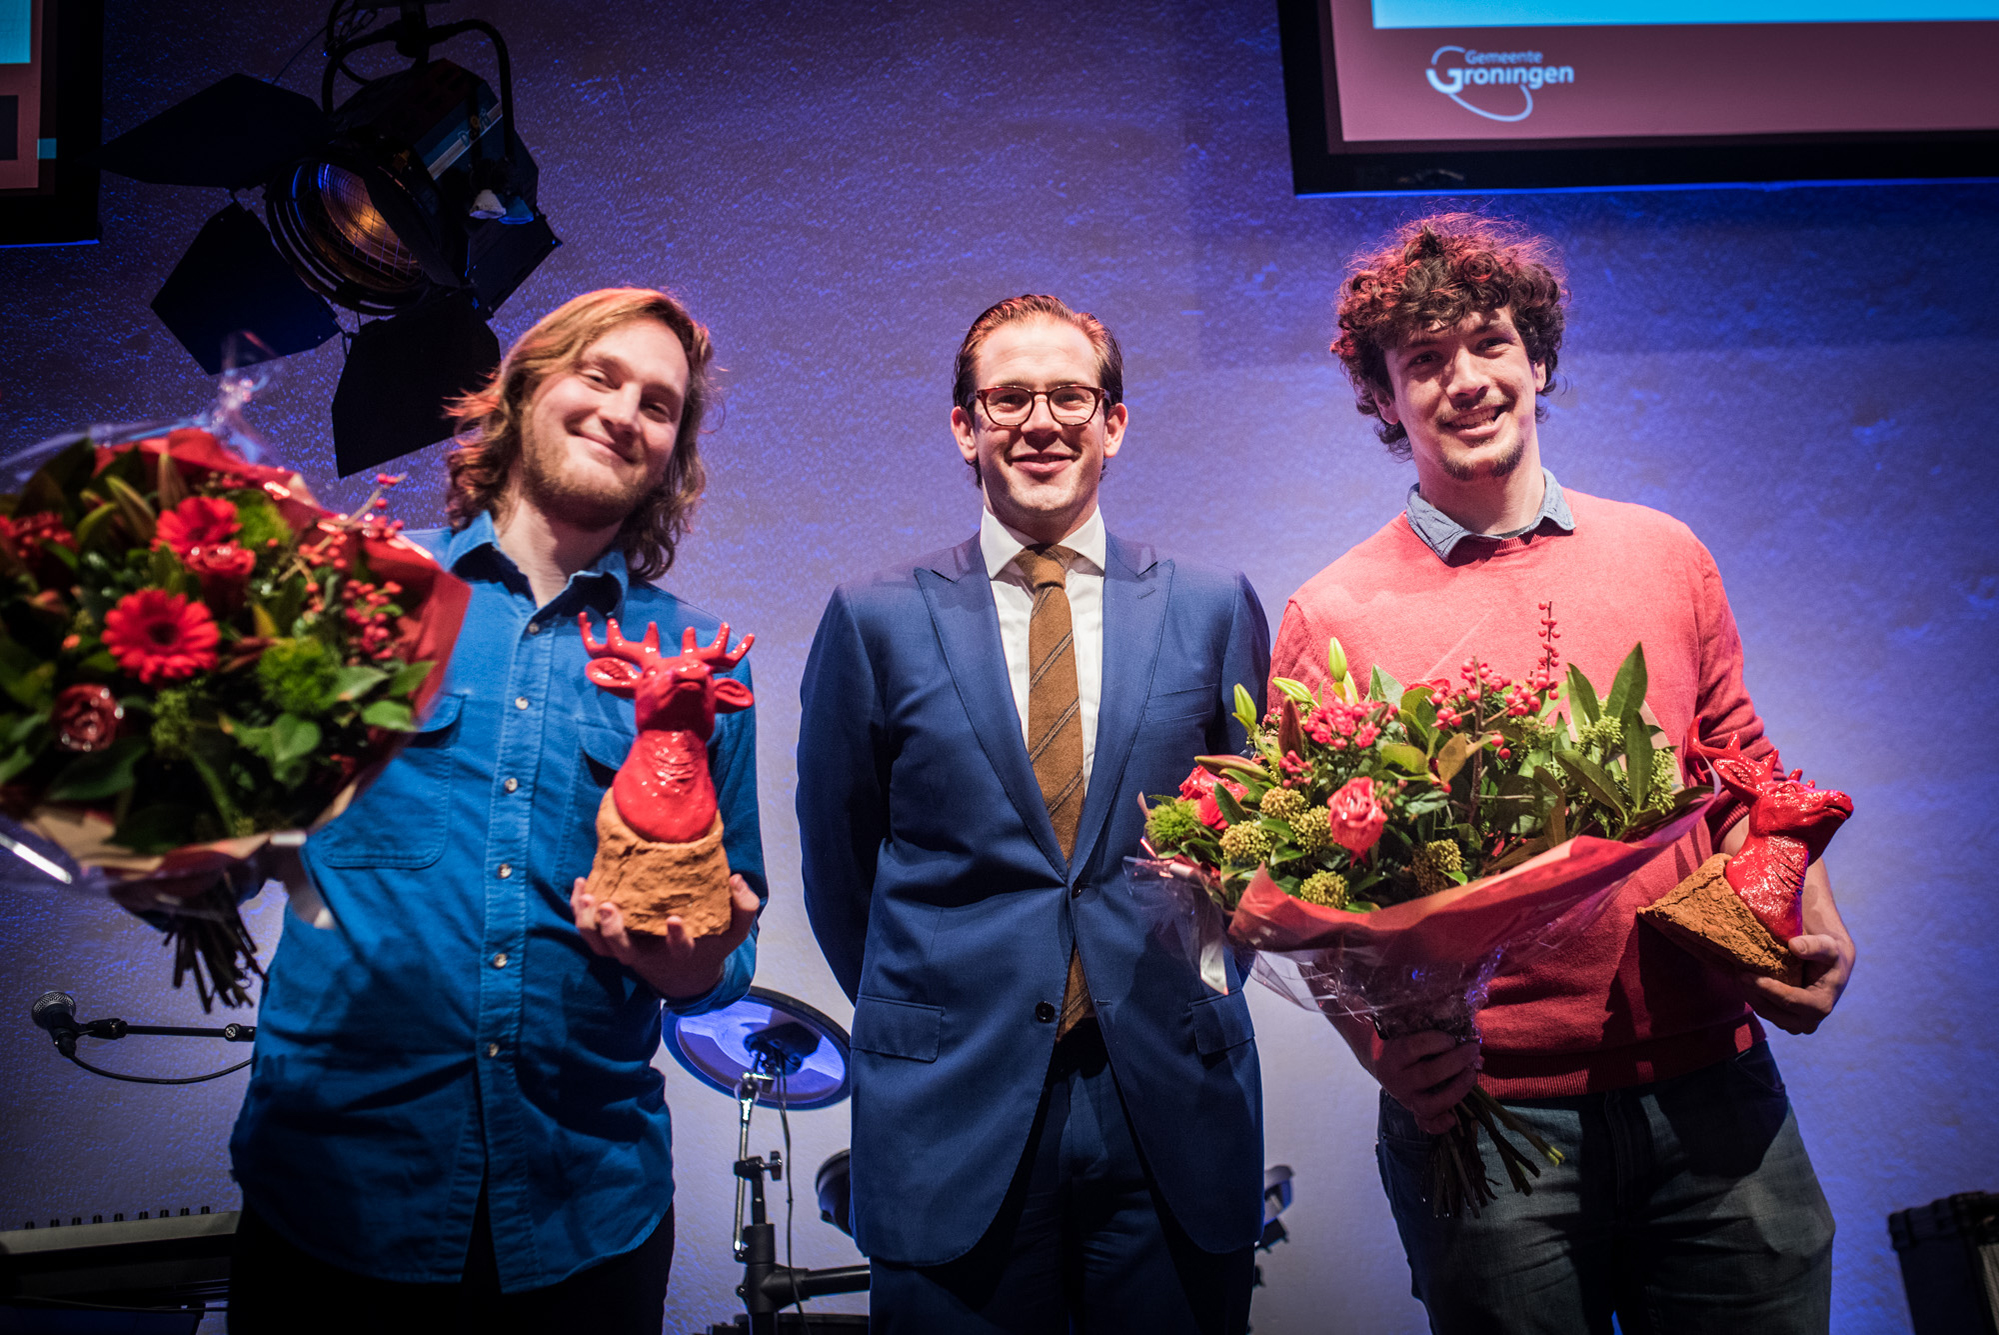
[{"left": 497, "top": 864, "right": 513, "bottom": 879}]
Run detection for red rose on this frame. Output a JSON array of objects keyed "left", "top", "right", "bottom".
[
  {"left": 184, "top": 541, "right": 257, "bottom": 611},
  {"left": 1178, "top": 765, "right": 1245, "bottom": 831},
  {"left": 53, "top": 684, "right": 123, "bottom": 752},
  {"left": 0, "top": 511, "right": 78, "bottom": 588},
  {"left": 102, "top": 589, "right": 220, "bottom": 684},
  {"left": 155, "top": 495, "right": 240, "bottom": 556},
  {"left": 1327, "top": 777, "right": 1387, "bottom": 855}
]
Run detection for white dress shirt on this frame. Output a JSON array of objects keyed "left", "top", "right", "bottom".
[{"left": 979, "top": 505, "right": 1106, "bottom": 789}]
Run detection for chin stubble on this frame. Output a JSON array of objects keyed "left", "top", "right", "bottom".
[
  {"left": 519, "top": 424, "right": 649, "bottom": 530},
  {"left": 1440, "top": 434, "right": 1527, "bottom": 483}
]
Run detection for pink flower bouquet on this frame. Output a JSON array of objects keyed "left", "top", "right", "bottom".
[{"left": 1137, "top": 607, "right": 1714, "bottom": 1215}]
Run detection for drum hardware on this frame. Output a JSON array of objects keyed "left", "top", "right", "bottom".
[{"left": 668, "top": 987, "right": 869, "bottom": 1334}]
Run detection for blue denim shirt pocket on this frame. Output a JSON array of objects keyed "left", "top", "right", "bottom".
[
  {"left": 312, "top": 692, "right": 466, "bottom": 870},
  {"left": 562, "top": 722, "right": 634, "bottom": 874}
]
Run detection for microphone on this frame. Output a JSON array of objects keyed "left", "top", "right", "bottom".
[{"left": 32, "top": 990, "right": 81, "bottom": 1057}]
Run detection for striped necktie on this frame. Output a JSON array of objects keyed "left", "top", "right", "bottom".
[{"left": 1014, "top": 545, "right": 1094, "bottom": 1037}]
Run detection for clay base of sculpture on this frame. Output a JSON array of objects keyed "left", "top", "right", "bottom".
[
  {"left": 1640, "top": 854, "right": 1803, "bottom": 987},
  {"left": 587, "top": 791, "right": 732, "bottom": 938}
]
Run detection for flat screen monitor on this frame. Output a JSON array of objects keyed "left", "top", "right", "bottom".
[
  {"left": 1278, "top": 0, "right": 1999, "bottom": 193},
  {"left": 0, "top": 0, "right": 101, "bottom": 246}
]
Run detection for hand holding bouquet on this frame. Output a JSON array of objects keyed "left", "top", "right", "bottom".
[
  {"left": 0, "top": 428, "right": 467, "bottom": 1006},
  {"left": 1139, "top": 605, "right": 1714, "bottom": 1215}
]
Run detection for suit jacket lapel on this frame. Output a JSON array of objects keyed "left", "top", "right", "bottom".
[
  {"left": 1070, "top": 533, "right": 1168, "bottom": 876},
  {"left": 917, "top": 537, "right": 1069, "bottom": 879}
]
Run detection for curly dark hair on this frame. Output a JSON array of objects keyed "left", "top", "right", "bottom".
[
  {"left": 1332, "top": 214, "right": 1567, "bottom": 457},
  {"left": 444, "top": 288, "right": 716, "bottom": 582}
]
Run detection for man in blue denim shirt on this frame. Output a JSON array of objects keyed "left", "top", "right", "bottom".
[{"left": 228, "top": 290, "right": 764, "bottom": 1333}]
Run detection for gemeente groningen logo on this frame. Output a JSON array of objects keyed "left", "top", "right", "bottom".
[{"left": 1426, "top": 46, "right": 1575, "bottom": 123}]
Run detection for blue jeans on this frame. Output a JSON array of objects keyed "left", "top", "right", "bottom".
[{"left": 1376, "top": 1042, "right": 1834, "bottom": 1335}]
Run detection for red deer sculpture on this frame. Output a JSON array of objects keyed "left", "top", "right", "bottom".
[
  {"left": 1683, "top": 731, "right": 1852, "bottom": 942},
  {"left": 579, "top": 614, "right": 754, "bottom": 845}
]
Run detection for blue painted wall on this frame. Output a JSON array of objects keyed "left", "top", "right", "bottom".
[{"left": 1, "top": 3, "right": 1994, "bottom": 1331}]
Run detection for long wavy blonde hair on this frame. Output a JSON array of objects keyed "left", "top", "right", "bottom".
[{"left": 445, "top": 288, "right": 716, "bottom": 581}]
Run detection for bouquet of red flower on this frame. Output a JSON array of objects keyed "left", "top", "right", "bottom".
[
  {"left": 1137, "top": 606, "right": 1714, "bottom": 1216},
  {"left": 0, "top": 427, "right": 468, "bottom": 1006}
]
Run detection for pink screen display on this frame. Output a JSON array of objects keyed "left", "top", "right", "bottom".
[
  {"left": 0, "top": 0, "right": 39, "bottom": 190},
  {"left": 1324, "top": 0, "right": 1999, "bottom": 145}
]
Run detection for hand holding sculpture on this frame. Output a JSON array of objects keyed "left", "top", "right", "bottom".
[
  {"left": 1641, "top": 732, "right": 1852, "bottom": 988},
  {"left": 577, "top": 614, "right": 755, "bottom": 938}
]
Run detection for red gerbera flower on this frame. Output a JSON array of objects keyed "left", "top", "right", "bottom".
[
  {"left": 154, "top": 496, "right": 240, "bottom": 556},
  {"left": 102, "top": 589, "right": 220, "bottom": 684}
]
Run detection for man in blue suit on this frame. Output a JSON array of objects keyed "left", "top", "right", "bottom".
[{"left": 798, "top": 295, "right": 1268, "bottom": 1333}]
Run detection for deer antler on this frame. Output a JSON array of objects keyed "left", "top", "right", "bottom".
[
  {"left": 1683, "top": 729, "right": 1785, "bottom": 798},
  {"left": 579, "top": 614, "right": 666, "bottom": 668},
  {"left": 684, "top": 622, "right": 754, "bottom": 671}
]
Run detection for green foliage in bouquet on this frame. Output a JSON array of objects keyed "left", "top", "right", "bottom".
[
  {"left": 1143, "top": 604, "right": 1711, "bottom": 913},
  {"left": 0, "top": 433, "right": 432, "bottom": 852}
]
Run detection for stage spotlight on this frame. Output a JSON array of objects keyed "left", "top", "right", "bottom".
[{"left": 100, "top": 4, "right": 560, "bottom": 475}]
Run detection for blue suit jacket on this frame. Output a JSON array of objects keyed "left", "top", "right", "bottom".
[{"left": 797, "top": 531, "right": 1269, "bottom": 1266}]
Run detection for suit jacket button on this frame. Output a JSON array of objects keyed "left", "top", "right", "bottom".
[{"left": 1034, "top": 1002, "right": 1056, "bottom": 1023}]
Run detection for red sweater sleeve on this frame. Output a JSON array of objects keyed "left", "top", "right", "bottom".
[{"left": 1689, "top": 541, "right": 1775, "bottom": 839}]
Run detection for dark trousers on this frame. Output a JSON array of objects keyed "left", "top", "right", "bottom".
[
  {"left": 1377, "top": 1043, "right": 1834, "bottom": 1335},
  {"left": 228, "top": 1190, "right": 673, "bottom": 1335},
  {"left": 870, "top": 1019, "right": 1255, "bottom": 1335}
]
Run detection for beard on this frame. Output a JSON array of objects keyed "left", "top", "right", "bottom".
[
  {"left": 515, "top": 420, "right": 659, "bottom": 533},
  {"left": 1439, "top": 431, "right": 1527, "bottom": 483}
]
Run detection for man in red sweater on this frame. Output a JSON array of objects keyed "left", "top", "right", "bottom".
[{"left": 1271, "top": 215, "right": 1854, "bottom": 1333}]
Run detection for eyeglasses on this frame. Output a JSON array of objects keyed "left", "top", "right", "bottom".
[{"left": 973, "top": 384, "right": 1108, "bottom": 427}]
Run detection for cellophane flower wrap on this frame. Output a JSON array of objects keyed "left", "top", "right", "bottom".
[
  {"left": 0, "top": 426, "right": 469, "bottom": 1006},
  {"left": 1133, "top": 605, "right": 1715, "bottom": 1216}
]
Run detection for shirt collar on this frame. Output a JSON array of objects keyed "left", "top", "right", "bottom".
[
  {"left": 440, "top": 510, "right": 631, "bottom": 612},
  {"left": 979, "top": 505, "right": 1108, "bottom": 581},
  {"left": 1405, "top": 468, "right": 1574, "bottom": 562}
]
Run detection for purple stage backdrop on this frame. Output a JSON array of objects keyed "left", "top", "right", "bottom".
[{"left": 1, "top": 3, "right": 1994, "bottom": 1332}]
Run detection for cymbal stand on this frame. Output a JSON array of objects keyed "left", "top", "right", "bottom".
[{"left": 732, "top": 1064, "right": 868, "bottom": 1333}]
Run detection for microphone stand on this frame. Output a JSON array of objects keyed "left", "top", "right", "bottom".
[
  {"left": 732, "top": 1065, "right": 868, "bottom": 1333},
  {"left": 31, "top": 991, "right": 256, "bottom": 1084},
  {"left": 61, "top": 1018, "right": 257, "bottom": 1055}
]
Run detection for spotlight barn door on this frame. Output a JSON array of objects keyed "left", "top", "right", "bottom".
[{"left": 332, "top": 294, "right": 499, "bottom": 476}]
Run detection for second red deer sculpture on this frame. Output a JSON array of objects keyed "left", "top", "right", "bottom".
[
  {"left": 578, "top": 613, "right": 755, "bottom": 935},
  {"left": 1642, "top": 731, "right": 1851, "bottom": 985},
  {"left": 1683, "top": 732, "right": 1852, "bottom": 943}
]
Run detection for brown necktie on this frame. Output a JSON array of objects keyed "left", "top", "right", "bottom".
[{"left": 1014, "top": 545, "right": 1093, "bottom": 1038}]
